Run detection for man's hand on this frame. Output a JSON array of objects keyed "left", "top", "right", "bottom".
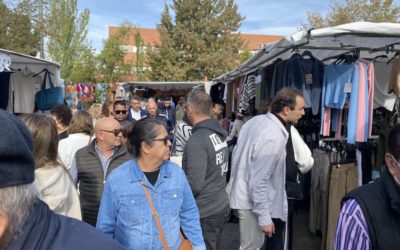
[{"left": 260, "top": 223, "right": 275, "bottom": 238}]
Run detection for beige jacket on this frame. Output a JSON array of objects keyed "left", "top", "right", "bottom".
[{"left": 35, "top": 164, "right": 82, "bottom": 220}]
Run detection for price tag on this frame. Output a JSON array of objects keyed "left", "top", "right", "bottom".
[
  {"left": 255, "top": 75, "right": 262, "bottom": 84},
  {"left": 305, "top": 73, "right": 313, "bottom": 85},
  {"left": 344, "top": 83, "right": 352, "bottom": 93}
]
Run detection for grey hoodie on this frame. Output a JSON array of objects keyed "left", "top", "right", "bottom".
[{"left": 182, "top": 118, "right": 229, "bottom": 218}]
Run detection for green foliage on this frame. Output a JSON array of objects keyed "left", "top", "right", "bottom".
[
  {"left": 68, "top": 46, "right": 97, "bottom": 82},
  {"left": 240, "top": 49, "right": 253, "bottom": 63},
  {"left": 148, "top": 0, "right": 245, "bottom": 81},
  {"left": 305, "top": 0, "right": 400, "bottom": 29},
  {"left": 0, "top": 1, "right": 40, "bottom": 55},
  {"left": 97, "top": 21, "right": 133, "bottom": 82},
  {"left": 134, "top": 31, "right": 147, "bottom": 81},
  {"left": 46, "top": 0, "right": 93, "bottom": 82}
]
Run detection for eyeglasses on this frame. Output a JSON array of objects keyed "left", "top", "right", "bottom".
[
  {"left": 149, "top": 135, "right": 169, "bottom": 145},
  {"left": 115, "top": 110, "right": 127, "bottom": 115},
  {"left": 101, "top": 128, "right": 123, "bottom": 136}
]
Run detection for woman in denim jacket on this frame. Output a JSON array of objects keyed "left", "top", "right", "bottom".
[{"left": 96, "top": 118, "right": 206, "bottom": 250}]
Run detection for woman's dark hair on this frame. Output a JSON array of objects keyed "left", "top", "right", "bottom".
[
  {"left": 127, "top": 118, "right": 165, "bottom": 157},
  {"left": 388, "top": 124, "right": 400, "bottom": 160},
  {"left": 101, "top": 101, "right": 113, "bottom": 117},
  {"left": 50, "top": 104, "right": 72, "bottom": 127}
]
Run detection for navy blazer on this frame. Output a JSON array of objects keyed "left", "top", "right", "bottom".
[{"left": 127, "top": 107, "right": 147, "bottom": 122}]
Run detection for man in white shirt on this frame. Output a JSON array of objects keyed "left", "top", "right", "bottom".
[
  {"left": 127, "top": 95, "right": 146, "bottom": 122},
  {"left": 227, "top": 88, "right": 305, "bottom": 250}
]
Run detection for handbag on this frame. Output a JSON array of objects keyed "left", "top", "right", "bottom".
[
  {"left": 142, "top": 185, "right": 192, "bottom": 250},
  {"left": 35, "top": 70, "right": 64, "bottom": 110}
]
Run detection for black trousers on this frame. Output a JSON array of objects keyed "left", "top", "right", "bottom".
[
  {"left": 200, "top": 206, "right": 230, "bottom": 250},
  {"left": 263, "top": 218, "right": 286, "bottom": 250}
]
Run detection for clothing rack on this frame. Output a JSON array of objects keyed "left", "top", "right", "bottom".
[
  {"left": 319, "top": 135, "right": 380, "bottom": 143},
  {"left": 272, "top": 41, "right": 400, "bottom": 65}
]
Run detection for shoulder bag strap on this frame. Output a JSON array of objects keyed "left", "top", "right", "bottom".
[
  {"left": 142, "top": 184, "right": 169, "bottom": 250},
  {"left": 47, "top": 70, "right": 55, "bottom": 89},
  {"left": 41, "top": 71, "right": 48, "bottom": 91}
]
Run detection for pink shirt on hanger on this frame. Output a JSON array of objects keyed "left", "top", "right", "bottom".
[{"left": 355, "top": 62, "right": 367, "bottom": 142}]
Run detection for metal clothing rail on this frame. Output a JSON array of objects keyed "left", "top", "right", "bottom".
[{"left": 320, "top": 135, "right": 380, "bottom": 142}]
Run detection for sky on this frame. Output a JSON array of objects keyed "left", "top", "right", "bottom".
[{"left": 76, "top": 0, "right": 332, "bottom": 53}]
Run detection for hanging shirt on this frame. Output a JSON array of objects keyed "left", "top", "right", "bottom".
[
  {"left": 388, "top": 57, "right": 400, "bottom": 96},
  {"left": 239, "top": 75, "right": 257, "bottom": 113},
  {"left": 374, "top": 62, "right": 397, "bottom": 111},
  {"left": 8, "top": 73, "right": 42, "bottom": 113},
  {"left": 320, "top": 63, "right": 359, "bottom": 140},
  {"left": 355, "top": 62, "right": 368, "bottom": 142},
  {"left": 283, "top": 55, "right": 324, "bottom": 115}
]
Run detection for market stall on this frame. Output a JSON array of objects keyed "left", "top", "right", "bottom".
[
  {"left": 121, "top": 81, "right": 209, "bottom": 101},
  {"left": 214, "top": 21, "right": 400, "bottom": 250},
  {"left": 0, "top": 48, "right": 61, "bottom": 113}
]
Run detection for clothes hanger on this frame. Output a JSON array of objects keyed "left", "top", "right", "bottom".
[
  {"left": 387, "top": 52, "right": 400, "bottom": 64},
  {"left": 301, "top": 50, "right": 314, "bottom": 59}
]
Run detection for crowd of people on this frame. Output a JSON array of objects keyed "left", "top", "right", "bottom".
[{"left": 0, "top": 88, "right": 399, "bottom": 250}]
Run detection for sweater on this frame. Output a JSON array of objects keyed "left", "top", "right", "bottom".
[{"left": 35, "top": 164, "right": 82, "bottom": 220}]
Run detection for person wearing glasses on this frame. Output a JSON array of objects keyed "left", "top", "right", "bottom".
[
  {"left": 96, "top": 118, "right": 206, "bottom": 249},
  {"left": 335, "top": 124, "right": 400, "bottom": 250},
  {"left": 113, "top": 100, "right": 131, "bottom": 128},
  {"left": 69, "top": 117, "right": 132, "bottom": 226}
]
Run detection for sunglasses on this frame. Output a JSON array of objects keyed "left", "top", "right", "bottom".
[
  {"left": 115, "top": 110, "right": 127, "bottom": 115},
  {"left": 101, "top": 128, "right": 123, "bottom": 136},
  {"left": 149, "top": 135, "right": 169, "bottom": 145}
]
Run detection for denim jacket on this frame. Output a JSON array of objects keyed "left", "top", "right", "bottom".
[{"left": 96, "top": 159, "right": 206, "bottom": 250}]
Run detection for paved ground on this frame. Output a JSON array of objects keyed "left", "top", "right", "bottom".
[{"left": 219, "top": 200, "right": 321, "bottom": 250}]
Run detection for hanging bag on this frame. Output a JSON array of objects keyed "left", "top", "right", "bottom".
[
  {"left": 142, "top": 184, "right": 192, "bottom": 250},
  {"left": 35, "top": 71, "right": 64, "bottom": 110}
]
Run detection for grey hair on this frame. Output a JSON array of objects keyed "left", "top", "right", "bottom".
[{"left": 0, "top": 183, "right": 38, "bottom": 249}]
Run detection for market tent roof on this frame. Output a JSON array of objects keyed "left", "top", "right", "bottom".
[
  {"left": 0, "top": 48, "right": 60, "bottom": 67},
  {"left": 120, "top": 81, "right": 208, "bottom": 90},
  {"left": 214, "top": 22, "right": 400, "bottom": 82}
]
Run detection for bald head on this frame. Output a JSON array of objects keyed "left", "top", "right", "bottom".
[
  {"left": 147, "top": 99, "right": 157, "bottom": 117},
  {"left": 95, "top": 117, "right": 120, "bottom": 135}
]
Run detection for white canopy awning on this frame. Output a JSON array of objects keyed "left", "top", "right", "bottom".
[
  {"left": 0, "top": 48, "right": 60, "bottom": 67},
  {"left": 215, "top": 22, "right": 400, "bottom": 82}
]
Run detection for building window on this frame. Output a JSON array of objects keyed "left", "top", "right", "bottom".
[{"left": 119, "top": 45, "right": 128, "bottom": 51}]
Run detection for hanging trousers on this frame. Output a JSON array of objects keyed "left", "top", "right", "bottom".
[{"left": 324, "top": 163, "right": 358, "bottom": 250}]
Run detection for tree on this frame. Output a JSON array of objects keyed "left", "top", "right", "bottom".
[
  {"left": 97, "top": 21, "right": 133, "bottom": 82},
  {"left": 240, "top": 49, "right": 252, "bottom": 63},
  {"left": 68, "top": 46, "right": 97, "bottom": 82},
  {"left": 305, "top": 0, "right": 400, "bottom": 29},
  {"left": 147, "top": 4, "right": 186, "bottom": 81},
  {"left": 148, "top": 0, "right": 245, "bottom": 81},
  {"left": 134, "top": 31, "right": 147, "bottom": 81},
  {"left": 0, "top": 1, "right": 40, "bottom": 55},
  {"left": 46, "top": 0, "right": 93, "bottom": 81}
]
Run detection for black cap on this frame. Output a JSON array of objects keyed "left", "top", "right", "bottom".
[{"left": 0, "top": 109, "right": 35, "bottom": 188}]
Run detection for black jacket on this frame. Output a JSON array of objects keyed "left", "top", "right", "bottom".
[
  {"left": 8, "top": 200, "right": 124, "bottom": 250},
  {"left": 75, "top": 140, "right": 132, "bottom": 226},
  {"left": 182, "top": 118, "right": 229, "bottom": 218},
  {"left": 343, "top": 167, "right": 400, "bottom": 250}
]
